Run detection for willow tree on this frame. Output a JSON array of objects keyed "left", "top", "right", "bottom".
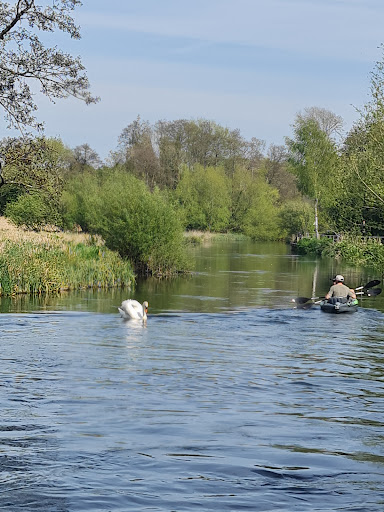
[
  {"left": 0, "top": 1, "right": 98, "bottom": 133},
  {"left": 286, "top": 115, "right": 339, "bottom": 238}
]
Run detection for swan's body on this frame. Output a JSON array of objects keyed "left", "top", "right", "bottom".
[{"left": 118, "top": 299, "right": 148, "bottom": 321}]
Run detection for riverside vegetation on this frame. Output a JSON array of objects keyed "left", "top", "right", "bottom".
[
  {"left": 0, "top": 217, "right": 135, "bottom": 296},
  {"left": 295, "top": 236, "right": 384, "bottom": 275}
]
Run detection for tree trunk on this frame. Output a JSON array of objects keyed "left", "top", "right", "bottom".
[{"left": 314, "top": 198, "right": 319, "bottom": 239}]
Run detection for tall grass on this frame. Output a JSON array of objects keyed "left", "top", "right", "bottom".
[{"left": 0, "top": 218, "right": 135, "bottom": 296}]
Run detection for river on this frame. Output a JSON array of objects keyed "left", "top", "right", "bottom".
[{"left": 1, "top": 240, "right": 384, "bottom": 511}]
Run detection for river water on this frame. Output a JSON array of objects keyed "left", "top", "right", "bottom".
[{"left": 1, "top": 240, "right": 384, "bottom": 511}]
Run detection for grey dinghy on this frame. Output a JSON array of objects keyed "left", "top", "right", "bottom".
[{"left": 320, "top": 299, "right": 358, "bottom": 314}]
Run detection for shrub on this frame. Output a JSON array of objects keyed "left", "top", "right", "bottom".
[
  {"left": 279, "top": 199, "right": 314, "bottom": 238},
  {"left": 62, "top": 169, "right": 189, "bottom": 275},
  {"left": 5, "top": 193, "right": 60, "bottom": 229},
  {"left": 295, "top": 237, "right": 333, "bottom": 255}
]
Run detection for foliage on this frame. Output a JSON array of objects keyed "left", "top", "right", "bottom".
[
  {"left": 61, "top": 169, "right": 189, "bottom": 275},
  {"left": 325, "top": 237, "right": 384, "bottom": 270},
  {"left": 0, "top": 183, "right": 22, "bottom": 214},
  {"left": 0, "top": 136, "right": 71, "bottom": 203},
  {"left": 264, "top": 144, "right": 299, "bottom": 201},
  {"left": 333, "top": 48, "right": 384, "bottom": 235},
  {"left": 295, "top": 237, "right": 333, "bottom": 255},
  {"left": 175, "top": 165, "right": 231, "bottom": 231},
  {"left": 286, "top": 117, "right": 338, "bottom": 205},
  {"left": 279, "top": 199, "right": 315, "bottom": 238},
  {"left": 0, "top": 0, "right": 98, "bottom": 131},
  {"left": 112, "top": 117, "right": 266, "bottom": 189},
  {"left": 5, "top": 192, "right": 59, "bottom": 229},
  {"left": 297, "top": 107, "right": 343, "bottom": 138},
  {"left": 61, "top": 169, "right": 101, "bottom": 232},
  {"left": 241, "top": 180, "right": 282, "bottom": 240},
  {"left": 0, "top": 240, "right": 134, "bottom": 296},
  {"left": 230, "top": 166, "right": 282, "bottom": 240},
  {"left": 72, "top": 144, "right": 102, "bottom": 170},
  {"left": 296, "top": 235, "right": 384, "bottom": 274}
]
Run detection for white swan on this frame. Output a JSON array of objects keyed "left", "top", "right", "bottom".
[{"left": 118, "top": 299, "right": 148, "bottom": 321}]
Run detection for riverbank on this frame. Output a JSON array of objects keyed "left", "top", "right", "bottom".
[
  {"left": 0, "top": 217, "right": 135, "bottom": 296},
  {"left": 295, "top": 236, "right": 384, "bottom": 275}
]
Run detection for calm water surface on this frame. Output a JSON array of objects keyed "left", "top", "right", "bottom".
[{"left": 1, "top": 240, "right": 384, "bottom": 511}]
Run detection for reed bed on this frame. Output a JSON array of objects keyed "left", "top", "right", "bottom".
[{"left": 0, "top": 217, "right": 135, "bottom": 296}]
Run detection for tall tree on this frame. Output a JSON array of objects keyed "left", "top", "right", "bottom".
[
  {"left": 286, "top": 116, "right": 338, "bottom": 238},
  {"left": 175, "top": 164, "right": 231, "bottom": 231},
  {"left": 72, "top": 143, "right": 102, "bottom": 170},
  {"left": 113, "top": 116, "right": 160, "bottom": 189},
  {"left": 299, "top": 106, "right": 343, "bottom": 138},
  {"left": 265, "top": 144, "right": 299, "bottom": 201},
  {"left": 0, "top": 0, "right": 98, "bottom": 132}
]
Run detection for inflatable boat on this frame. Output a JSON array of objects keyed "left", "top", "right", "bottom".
[{"left": 320, "top": 299, "right": 358, "bottom": 314}]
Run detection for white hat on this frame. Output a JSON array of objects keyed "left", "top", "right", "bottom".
[{"left": 335, "top": 274, "right": 344, "bottom": 282}]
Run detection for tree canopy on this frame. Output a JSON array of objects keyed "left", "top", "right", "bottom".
[{"left": 0, "top": 0, "right": 98, "bottom": 132}]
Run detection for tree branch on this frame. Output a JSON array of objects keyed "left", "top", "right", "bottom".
[
  {"left": 352, "top": 158, "right": 384, "bottom": 203},
  {"left": 0, "top": 1, "right": 35, "bottom": 40}
]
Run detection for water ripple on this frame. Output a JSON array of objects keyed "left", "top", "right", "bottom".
[{"left": 0, "top": 308, "right": 384, "bottom": 510}]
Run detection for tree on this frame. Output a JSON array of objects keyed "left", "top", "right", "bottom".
[
  {"left": 230, "top": 166, "right": 282, "bottom": 240},
  {"left": 62, "top": 169, "right": 188, "bottom": 275},
  {"left": 0, "top": 136, "right": 71, "bottom": 226},
  {"left": 0, "top": 136, "right": 70, "bottom": 198},
  {"left": 279, "top": 199, "right": 314, "bottom": 238},
  {"left": 72, "top": 144, "right": 102, "bottom": 169},
  {"left": 286, "top": 115, "right": 339, "bottom": 238},
  {"left": 265, "top": 144, "right": 299, "bottom": 201},
  {"left": 175, "top": 165, "right": 231, "bottom": 231},
  {"left": 0, "top": 0, "right": 98, "bottom": 132},
  {"left": 113, "top": 116, "right": 160, "bottom": 189},
  {"left": 299, "top": 106, "right": 343, "bottom": 138},
  {"left": 333, "top": 50, "right": 384, "bottom": 235}
]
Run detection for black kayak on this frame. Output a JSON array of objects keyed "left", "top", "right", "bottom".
[{"left": 320, "top": 300, "right": 358, "bottom": 314}]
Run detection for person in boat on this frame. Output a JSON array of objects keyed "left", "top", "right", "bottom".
[{"left": 325, "top": 275, "right": 356, "bottom": 304}]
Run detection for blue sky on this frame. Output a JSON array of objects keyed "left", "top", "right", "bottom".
[{"left": 5, "top": 0, "right": 384, "bottom": 161}]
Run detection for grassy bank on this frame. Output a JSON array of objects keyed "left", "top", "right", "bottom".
[{"left": 0, "top": 218, "right": 135, "bottom": 296}]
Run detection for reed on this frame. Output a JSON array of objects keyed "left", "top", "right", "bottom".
[{"left": 0, "top": 217, "right": 135, "bottom": 296}]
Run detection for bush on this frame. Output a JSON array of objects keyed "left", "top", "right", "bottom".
[
  {"left": 279, "top": 199, "right": 314, "bottom": 238},
  {"left": 326, "top": 237, "right": 384, "bottom": 269},
  {"left": 5, "top": 193, "right": 60, "bottom": 229},
  {"left": 295, "top": 237, "right": 333, "bottom": 255},
  {"left": 62, "top": 169, "right": 189, "bottom": 275}
]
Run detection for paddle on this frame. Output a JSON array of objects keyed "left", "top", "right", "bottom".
[
  {"left": 355, "top": 279, "right": 380, "bottom": 291},
  {"left": 292, "top": 296, "right": 318, "bottom": 304},
  {"left": 293, "top": 279, "right": 381, "bottom": 305},
  {"left": 365, "top": 287, "right": 382, "bottom": 297}
]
